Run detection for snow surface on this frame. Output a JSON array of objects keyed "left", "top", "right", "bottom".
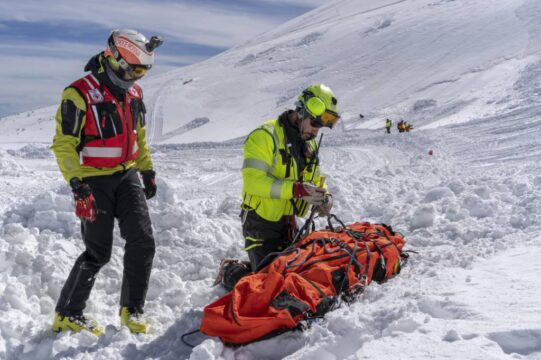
[{"left": 1, "top": 0, "right": 541, "bottom": 359}]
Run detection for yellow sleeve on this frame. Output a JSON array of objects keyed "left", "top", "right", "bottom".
[
  {"left": 135, "top": 106, "right": 153, "bottom": 172},
  {"left": 242, "top": 129, "right": 294, "bottom": 200},
  {"left": 50, "top": 87, "right": 86, "bottom": 182}
]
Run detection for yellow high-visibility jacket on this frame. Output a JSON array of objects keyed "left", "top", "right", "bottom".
[
  {"left": 242, "top": 118, "right": 327, "bottom": 222},
  {"left": 51, "top": 85, "right": 153, "bottom": 182}
]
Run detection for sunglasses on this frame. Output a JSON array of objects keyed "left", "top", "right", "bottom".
[
  {"left": 108, "top": 56, "right": 151, "bottom": 79},
  {"left": 308, "top": 111, "right": 340, "bottom": 128},
  {"left": 130, "top": 64, "right": 151, "bottom": 78},
  {"left": 309, "top": 117, "right": 323, "bottom": 128}
]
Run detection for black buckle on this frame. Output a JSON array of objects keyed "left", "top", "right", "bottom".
[{"left": 146, "top": 36, "right": 164, "bottom": 52}]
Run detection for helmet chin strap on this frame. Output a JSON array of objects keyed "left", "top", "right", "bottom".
[
  {"left": 296, "top": 108, "right": 307, "bottom": 137},
  {"left": 293, "top": 106, "right": 315, "bottom": 140},
  {"left": 298, "top": 112, "right": 316, "bottom": 141}
]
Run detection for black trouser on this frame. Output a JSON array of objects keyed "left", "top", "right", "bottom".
[
  {"left": 386, "top": 127, "right": 390, "bottom": 134},
  {"left": 242, "top": 210, "right": 296, "bottom": 272},
  {"left": 55, "top": 169, "right": 155, "bottom": 316}
]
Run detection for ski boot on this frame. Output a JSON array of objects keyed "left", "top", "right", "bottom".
[
  {"left": 212, "top": 258, "right": 252, "bottom": 290},
  {"left": 120, "top": 306, "right": 149, "bottom": 334},
  {"left": 53, "top": 312, "right": 104, "bottom": 336}
]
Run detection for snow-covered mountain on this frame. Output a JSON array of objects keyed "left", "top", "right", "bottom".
[
  {"left": 2, "top": 0, "right": 541, "bottom": 144},
  {"left": 1, "top": 0, "right": 540, "bottom": 359}
]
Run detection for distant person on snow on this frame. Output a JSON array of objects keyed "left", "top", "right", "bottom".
[
  {"left": 220, "top": 84, "right": 340, "bottom": 290},
  {"left": 51, "top": 29, "right": 163, "bottom": 336},
  {"left": 385, "top": 118, "right": 392, "bottom": 134},
  {"left": 397, "top": 119, "right": 405, "bottom": 133},
  {"left": 405, "top": 122, "right": 413, "bottom": 132}
]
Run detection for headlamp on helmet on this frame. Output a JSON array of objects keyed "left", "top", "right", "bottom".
[{"left": 298, "top": 84, "right": 340, "bottom": 128}]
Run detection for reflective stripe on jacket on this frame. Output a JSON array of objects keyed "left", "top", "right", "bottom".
[
  {"left": 241, "top": 118, "right": 326, "bottom": 222},
  {"left": 51, "top": 74, "right": 153, "bottom": 182},
  {"left": 73, "top": 74, "right": 140, "bottom": 168}
]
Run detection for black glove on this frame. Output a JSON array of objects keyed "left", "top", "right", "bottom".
[
  {"left": 141, "top": 170, "right": 157, "bottom": 199},
  {"left": 70, "top": 178, "right": 92, "bottom": 199}
]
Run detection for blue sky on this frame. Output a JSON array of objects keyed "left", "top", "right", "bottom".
[{"left": 0, "top": 0, "right": 326, "bottom": 118}]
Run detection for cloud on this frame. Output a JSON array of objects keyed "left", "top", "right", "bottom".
[
  {"left": 257, "top": 0, "right": 327, "bottom": 5},
  {"left": 0, "top": 46, "right": 208, "bottom": 118},
  {"left": 0, "top": 40, "right": 205, "bottom": 65},
  {"left": 0, "top": 0, "right": 291, "bottom": 48},
  {"left": 0, "top": 41, "right": 101, "bottom": 60},
  {"left": 0, "top": 55, "right": 78, "bottom": 117},
  {"left": 0, "top": 52, "right": 199, "bottom": 119},
  {"left": 0, "top": 0, "right": 324, "bottom": 116}
]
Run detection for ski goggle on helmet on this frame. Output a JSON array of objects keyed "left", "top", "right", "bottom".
[
  {"left": 298, "top": 84, "right": 340, "bottom": 128},
  {"left": 104, "top": 29, "right": 163, "bottom": 80}
]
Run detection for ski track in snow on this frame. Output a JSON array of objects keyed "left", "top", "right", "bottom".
[{"left": 0, "top": 111, "right": 540, "bottom": 359}]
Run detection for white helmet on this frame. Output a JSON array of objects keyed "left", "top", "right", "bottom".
[{"left": 104, "top": 29, "right": 163, "bottom": 79}]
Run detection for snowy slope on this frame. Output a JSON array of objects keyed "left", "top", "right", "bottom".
[
  {"left": 1, "top": 0, "right": 541, "bottom": 144},
  {"left": 1, "top": 0, "right": 541, "bottom": 359}
]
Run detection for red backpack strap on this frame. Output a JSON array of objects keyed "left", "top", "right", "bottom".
[
  {"left": 127, "top": 82, "right": 143, "bottom": 99},
  {"left": 70, "top": 74, "right": 104, "bottom": 105}
]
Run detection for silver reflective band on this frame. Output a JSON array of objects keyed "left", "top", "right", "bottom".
[
  {"left": 82, "top": 147, "right": 122, "bottom": 158},
  {"left": 270, "top": 179, "right": 283, "bottom": 199},
  {"left": 131, "top": 141, "right": 139, "bottom": 154},
  {"left": 260, "top": 123, "right": 279, "bottom": 173},
  {"left": 72, "top": 108, "right": 81, "bottom": 136},
  {"left": 243, "top": 158, "right": 271, "bottom": 173},
  {"left": 83, "top": 77, "right": 96, "bottom": 89},
  {"left": 91, "top": 105, "right": 104, "bottom": 140}
]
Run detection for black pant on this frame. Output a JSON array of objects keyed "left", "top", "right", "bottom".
[
  {"left": 55, "top": 169, "right": 155, "bottom": 316},
  {"left": 242, "top": 210, "right": 295, "bottom": 271}
]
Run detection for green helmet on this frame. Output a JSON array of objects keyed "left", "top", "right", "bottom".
[{"left": 297, "top": 84, "right": 340, "bottom": 128}]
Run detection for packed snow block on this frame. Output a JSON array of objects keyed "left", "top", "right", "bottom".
[{"left": 200, "top": 222, "right": 406, "bottom": 345}]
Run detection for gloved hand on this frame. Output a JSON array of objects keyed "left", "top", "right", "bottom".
[
  {"left": 292, "top": 181, "right": 326, "bottom": 205},
  {"left": 70, "top": 178, "right": 96, "bottom": 222},
  {"left": 141, "top": 170, "right": 157, "bottom": 199},
  {"left": 314, "top": 193, "right": 333, "bottom": 216}
]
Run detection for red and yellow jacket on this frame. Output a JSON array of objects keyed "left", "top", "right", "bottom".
[{"left": 52, "top": 71, "right": 153, "bottom": 182}]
